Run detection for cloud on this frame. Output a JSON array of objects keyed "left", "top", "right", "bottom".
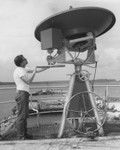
[
  {"left": 95, "top": 47, "right": 120, "bottom": 79},
  {"left": 0, "top": 0, "right": 119, "bottom": 81}
]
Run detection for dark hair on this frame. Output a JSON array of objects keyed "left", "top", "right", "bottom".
[{"left": 14, "top": 55, "right": 25, "bottom": 67}]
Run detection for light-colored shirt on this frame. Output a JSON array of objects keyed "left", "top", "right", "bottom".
[{"left": 13, "top": 67, "right": 30, "bottom": 93}]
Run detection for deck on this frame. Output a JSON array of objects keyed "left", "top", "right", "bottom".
[{"left": 1, "top": 135, "right": 120, "bottom": 150}]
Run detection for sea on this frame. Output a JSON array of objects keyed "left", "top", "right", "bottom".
[{"left": 1, "top": 80, "right": 120, "bottom": 121}]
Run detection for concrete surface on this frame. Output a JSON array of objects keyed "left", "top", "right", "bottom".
[{"left": 1, "top": 136, "right": 120, "bottom": 150}]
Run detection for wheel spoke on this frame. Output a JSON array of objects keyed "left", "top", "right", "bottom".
[{"left": 65, "top": 91, "right": 107, "bottom": 135}]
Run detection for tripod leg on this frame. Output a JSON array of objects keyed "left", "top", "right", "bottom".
[
  {"left": 58, "top": 74, "right": 75, "bottom": 138},
  {"left": 85, "top": 80, "right": 104, "bottom": 136}
]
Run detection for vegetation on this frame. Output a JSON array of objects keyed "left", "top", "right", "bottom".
[{"left": 0, "top": 82, "right": 15, "bottom": 85}]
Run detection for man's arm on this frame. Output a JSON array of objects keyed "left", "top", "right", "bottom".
[
  {"left": 27, "top": 68, "right": 48, "bottom": 74},
  {"left": 20, "top": 67, "right": 37, "bottom": 84}
]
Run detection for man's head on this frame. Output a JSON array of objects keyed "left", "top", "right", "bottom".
[{"left": 14, "top": 55, "right": 28, "bottom": 67}]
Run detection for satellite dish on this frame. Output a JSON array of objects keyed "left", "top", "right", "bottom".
[
  {"left": 34, "top": 7, "right": 116, "bottom": 138},
  {"left": 35, "top": 7, "right": 116, "bottom": 41}
]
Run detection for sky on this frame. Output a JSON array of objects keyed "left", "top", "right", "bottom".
[{"left": 0, "top": 0, "right": 120, "bottom": 82}]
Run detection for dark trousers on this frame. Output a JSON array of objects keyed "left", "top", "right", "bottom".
[{"left": 15, "top": 91, "right": 29, "bottom": 138}]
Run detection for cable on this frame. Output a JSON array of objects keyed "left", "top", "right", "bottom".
[{"left": 91, "top": 62, "right": 98, "bottom": 91}]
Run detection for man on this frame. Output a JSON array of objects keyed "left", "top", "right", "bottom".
[{"left": 13, "top": 54, "right": 47, "bottom": 140}]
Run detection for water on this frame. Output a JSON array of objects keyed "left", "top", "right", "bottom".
[
  {"left": 0, "top": 81, "right": 68, "bottom": 121},
  {"left": 1, "top": 81, "right": 120, "bottom": 121}
]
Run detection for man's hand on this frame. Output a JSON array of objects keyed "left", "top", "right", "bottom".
[{"left": 33, "top": 66, "right": 37, "bottom": 74}]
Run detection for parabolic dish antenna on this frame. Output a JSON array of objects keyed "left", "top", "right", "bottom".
[
  {"left": 34, "top": 6, "right": 116, "bottom": 138},
  {"left": 35, "top": 7, "right": 116, "bottom": 41}
]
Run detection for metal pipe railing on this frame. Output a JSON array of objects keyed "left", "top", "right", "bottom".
[
  {"left": 1, "top": 84, "right": 120, "bottom": 104},
  {"left": 0, "top": 85, "right": 69, "bottom": 90}
]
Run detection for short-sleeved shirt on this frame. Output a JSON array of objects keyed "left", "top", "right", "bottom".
[{"left": 13, "top": 67, "right": 30, "bottom": 93}]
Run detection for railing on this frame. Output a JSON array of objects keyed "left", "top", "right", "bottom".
[
  {"left": 1, "top": 84, "right": 120, "bottom": 106},
  {"left": 94, "top": 84, "right": 120, "bottom": 99},
  {"left": 0, "top": 84, "right": 120, "bottom": 121},
  {"left": 0, "top": 85, "right": 67, "bottom": 122},
  {"left": 0, "top": 85, "right": 68, "bottom": 101}
]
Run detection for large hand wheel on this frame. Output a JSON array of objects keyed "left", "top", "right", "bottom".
[{"left": 65, "top": 91, "right": 107, "bottom": 136}]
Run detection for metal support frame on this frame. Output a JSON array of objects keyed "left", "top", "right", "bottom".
[
  {"left": 58, "top": 73, "right": 76, "bottom": 138},
  {"left": 58, "top": 45, "right": 104, "bottom": 137},
  {"left": 58, "top": 69, "right": 104, "bottom": 137}
]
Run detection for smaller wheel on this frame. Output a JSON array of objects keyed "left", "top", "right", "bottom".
[{"left": 78, "top": 70, "right": 90, "bottom": 81}]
